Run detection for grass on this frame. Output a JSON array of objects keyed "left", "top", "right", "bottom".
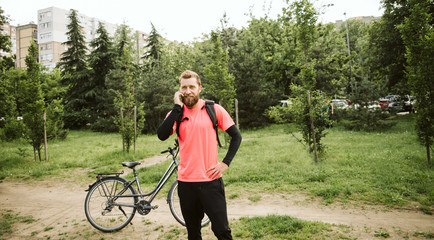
[
  {"left": 0, "top": 130, "right": 168, "bottom": 181},
  {"left": 0, "top": 209, "right": 35, "bottom": 237},
  {"left": 231, "top": 215, "right": 350, "bottom": 239},
  {"left": 0, "top": 114, "right": 433, "bottom": 238},
  {"left": 1, "top": 115, "right": 432, "bottom": 209}
]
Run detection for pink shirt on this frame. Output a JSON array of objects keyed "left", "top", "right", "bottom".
[{"left": 173, "top": 99, "right": 234, "bottom": 182}]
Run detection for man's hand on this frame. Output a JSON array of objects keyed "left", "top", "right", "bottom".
[
  {"left": 207, "top": 162, "right": 228, "bottom": 179},
  {"left": 174, "top": 91, "right": 184, "bottom": 107}
]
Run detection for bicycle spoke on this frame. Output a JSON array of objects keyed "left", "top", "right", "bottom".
[{"left": 85, "top": 177, "right": 137, "bottom": 232}]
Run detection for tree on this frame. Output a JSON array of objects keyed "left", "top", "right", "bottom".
[
  {"left": 230, "top": 17, "right": 284, "bottom": 128},
  {"left": 203, "top": 31, "right": 236, "bottom": 115},
  {"left": 0, "top": 69, "right": 25, "bottom": 141},
  {"left": 58, "top": 9, "right": 90, "bottom": 129},
  {"left": 0, "top": 6, "right": 14, "bottom": 71},
  {"left": 88, "top": 22, "right": 116, "bottom": 131},
  {"left": 22, "top": 42, "right": 45, "bottom": 161},
  {"left": 142, "top": 22, "right": 162, "bottom": 69},
  {"left": 398, "top": 0, "right": 434, "bottom": 165},
  {"left": 107, "top": 24, "right": 144, "bottom": 151},
  {"left": 40, "top": 69, "right": 68, "bottom": 139},
  {"left": 368, "top": 0, "right": 408, "bottom": 94}
]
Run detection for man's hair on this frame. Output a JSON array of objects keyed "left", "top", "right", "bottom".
[{"left": 179, "top": 70, "right": 201, "bottom": 86}]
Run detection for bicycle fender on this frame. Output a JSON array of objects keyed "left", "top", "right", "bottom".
[{"left": 85, "top": 176, "right": 128, "bottom": 192}]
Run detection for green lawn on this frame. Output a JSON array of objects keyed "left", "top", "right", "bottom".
[
  {"left": 0, "top": 114, "right": 433, "bottom": 239},
  {"left": 1, "top": 114, "right": 432, "bottom": 210}
]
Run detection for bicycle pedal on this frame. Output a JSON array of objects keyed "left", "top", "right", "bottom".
[{"left": 152, "top": 205, "right": 159, "bottom": 209}]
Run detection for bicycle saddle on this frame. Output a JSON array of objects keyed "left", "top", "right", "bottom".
[{"left": 122, "top": 162, "right": 141, "bottom": 169}]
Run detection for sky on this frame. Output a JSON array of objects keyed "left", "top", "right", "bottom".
[{"left": 1, "top": 0, "right": 384, "bottom": 42}]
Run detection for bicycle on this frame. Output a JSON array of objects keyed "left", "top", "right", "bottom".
[{"left": 84, "top": 139, "right": 210, "bottom": 232}]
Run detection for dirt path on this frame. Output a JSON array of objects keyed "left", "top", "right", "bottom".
[{"left": 1, "top": 156, "right": 433, "bottom": 239}]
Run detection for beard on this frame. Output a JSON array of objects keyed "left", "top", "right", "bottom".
[{"left": 182, "top": 94, "right": 200, "bottom": 108}]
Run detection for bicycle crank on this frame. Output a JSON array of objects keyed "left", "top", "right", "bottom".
[{"left": 136, "top": 200, "right": 159, "bottom": 215}]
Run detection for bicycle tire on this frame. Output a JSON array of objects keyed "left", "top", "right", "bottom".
[
  {"left": 84, "top": 177, "right": 138, "bottom": 232},
  {"left": 168, "top": 180, "right": 210, "bottom": 227}
]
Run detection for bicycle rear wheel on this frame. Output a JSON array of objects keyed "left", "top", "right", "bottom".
[
  {"left": 84, "top": 177, "right": 137, "bottom": 232},
  {"left": 168, "top": 180, "right": 210, "bottom": 227}
]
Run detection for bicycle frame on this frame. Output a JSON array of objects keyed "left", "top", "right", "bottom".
[{"left": 105, "top": 147, "right": 179, "bottom": 208}]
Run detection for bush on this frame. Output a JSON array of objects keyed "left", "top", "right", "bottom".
[
  {"left": 0, "top": 118, "right": 25, "bottom": 141},
  {"left": 91, "top": 117, "right": 118, "bottom": 132},
  {"left": 265, "top": 106, "right": 292, "bottom": 124},
  {"left": 341, "top": 108, "right": 396, "bottom": 131}
]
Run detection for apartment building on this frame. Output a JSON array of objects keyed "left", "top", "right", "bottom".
[
  {"left": 37, "top": 6, "right": 119, "bottom": 70},
  {"left": 15, "top": 23, "right": 38, "bottom": 69}
]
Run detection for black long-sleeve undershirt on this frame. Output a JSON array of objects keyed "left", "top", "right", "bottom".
[{"left": 157, "top": 104, "right": 182, "bottom": 141}]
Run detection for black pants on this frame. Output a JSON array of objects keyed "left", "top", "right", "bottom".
[{"left": 178, "top": 178, "right": 232, "bottom": 240}]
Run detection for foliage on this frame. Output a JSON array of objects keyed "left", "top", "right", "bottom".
[
  {"left": 142, "top": 22, "right": 162, "bottom": 69},
  {"left": 88, "top": 22, "right": 116, "bottom": 129},
  {"left": 203, "top": 31, "right": 236, "bottom": 114},
  {"left": 398, "top": 0, "right": 434, "bottom": 165},
  {"left": 342, "top": 76, "right": 394, "bottom": 131},
  {"left": 289, "top": 85, "right": 330, "bottom": 154},
  {"left": 0, "top": 7, "right": 14, "bottom": 72},
  {"left": 368, "top": 0, "right": 408, "bottom": 94},
  {"left": 58, "top": 9, "right": 90, "bottom": 129},
  {"left": 109, "top": 24, "right": 145, "bottom": 152},
  {"left": 22, "top": 42, "right": 45, "bottom": 161},
  {"left": 230, "top": 17, "right": 284, "bottom": 128},
  {"left": 265, "top": 105, "right": 292, "bottom": 124},
  {"left": 45, "top": 99, "right": 68, "bottom": 139}
]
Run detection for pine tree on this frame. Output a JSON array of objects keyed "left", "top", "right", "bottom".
[
  {"left": 58, "top": 9, "right": 90, "bottom": 129},
  {"left": 88, "top": 22, "right": 116, "bottom": 130},
  {"left": 22, "top": 42, "right": 45, "bottom": 161},
  {"left": 142, "top": 22, "right": 162, "bottom": 69},
  {"left": 203, "top": 31, "right": 236, "bottom": 115}
]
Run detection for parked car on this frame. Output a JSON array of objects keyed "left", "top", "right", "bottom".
[
  {"left": 379, "top": 95, "right": 404, "bottom": 112},
  {"left": 402, "top": 95, "right": 416, "bottom": 112},
  {"left": 279, "top": 100, "right": 292, "bottom": 107},
  {"left": 378, "top": 98, "right": 391, "bottom": 108},
  {"left": 331, "top": 99, "right": 349, "bottom": 109},
  {"left": 388, "top": 96, "right": 404, "bottom": 111},
  {"left": 367, "top": 101, "right": 381, "bottom": 111}
]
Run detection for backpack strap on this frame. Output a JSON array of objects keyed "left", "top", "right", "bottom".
[
  {"left": 203, "top": 100, "right": 222, "bottom": 148},
  {"left": 175, "top": 101, "right": 222, "bottom": 147},
  {"left": 175, "top": 106, "right": 184, "bottom": 139}
]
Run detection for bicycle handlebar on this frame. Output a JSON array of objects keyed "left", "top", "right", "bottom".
[{"left": 161, "top": 138, "right": 179, "bottom": 157}]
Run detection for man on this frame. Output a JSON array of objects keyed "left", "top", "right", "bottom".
[{"left": 157, "top": 70, "right": 242, "bottom": 240}]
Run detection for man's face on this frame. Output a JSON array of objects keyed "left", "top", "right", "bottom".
[{"left": 180, "top": 77, "right": 202, "bottom": 108}]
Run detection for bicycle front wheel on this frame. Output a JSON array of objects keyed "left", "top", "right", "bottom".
[
  {"left": 168, "top": 180, "right": 210, "bottom": 227},
  {"left": 84, "top": 177, "right": 137, "bottom": 232}
]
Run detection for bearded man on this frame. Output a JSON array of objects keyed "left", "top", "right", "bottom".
[{"left": 157, "top": 70, "right": 242, "bottom": 240}]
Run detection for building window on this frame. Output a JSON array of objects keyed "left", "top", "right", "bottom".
[
  {"left": 39, "top": 22, "right": 50, "bottom": 29},
  {"left": 39, "top": 11, "right": 52, "bottom": 20},
  {"left": 40, "top": 32, "right": 52, "bottom": 40}
]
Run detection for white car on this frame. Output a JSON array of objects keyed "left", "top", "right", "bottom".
[{"left": 331, "top": 99, "right": 349, "bottom": 109}]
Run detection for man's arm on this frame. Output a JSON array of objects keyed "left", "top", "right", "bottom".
[
  {"left": 222, "top": 125, "right": 242, "bottom": 166},
  {"left": 207, "top": 125, "right": 242, "bottom": 179},
  {"left": 157, "top": 104, "right": 182, "bottom": 141}
]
